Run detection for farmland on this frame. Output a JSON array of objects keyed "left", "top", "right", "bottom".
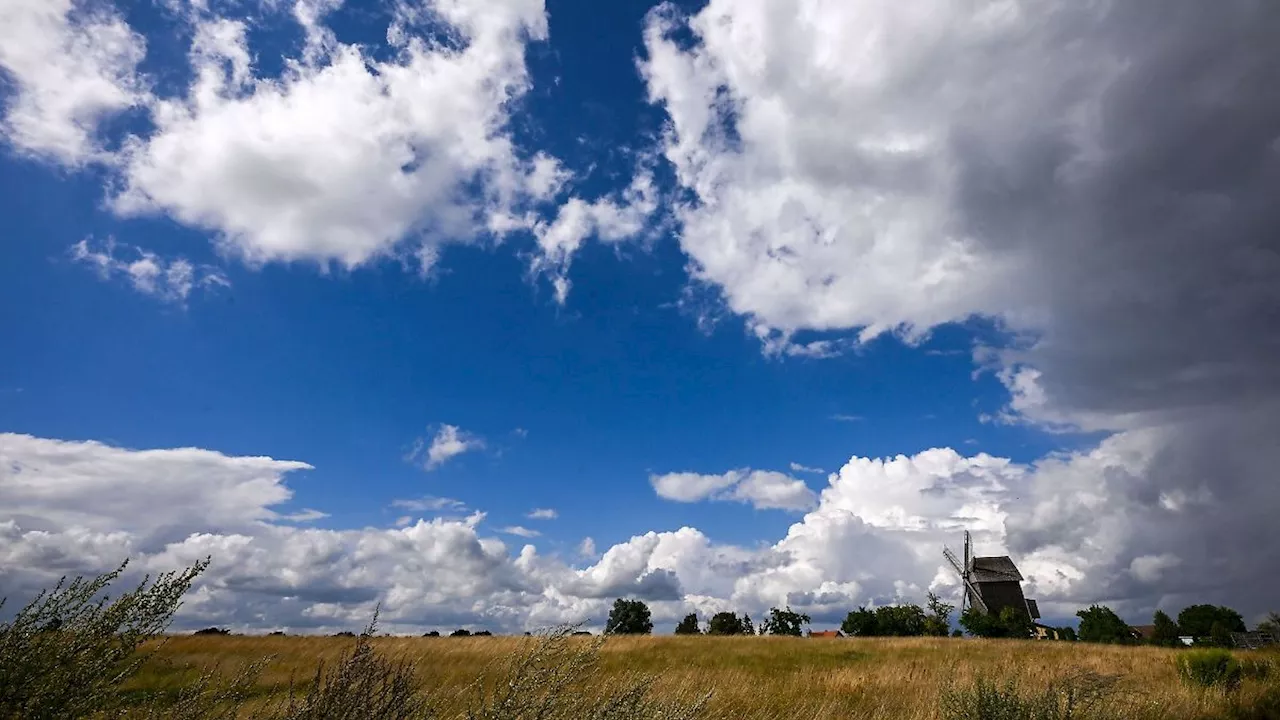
[{"left": 122, "top": 633, "right": 1279, "bottom": 719}]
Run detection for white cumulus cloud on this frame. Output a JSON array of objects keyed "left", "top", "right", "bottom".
[
  {"left": 70, "top": 237, "right": 229, "bottom": 305},
  {"left": 651, "top": 469, "right": 817, "bottom": 512},
  {"left": 409, "top": 425, "right": 484, "bottom": 471},
  {"left": 0, "top": 0, "right": 147, "bottom": 164}
]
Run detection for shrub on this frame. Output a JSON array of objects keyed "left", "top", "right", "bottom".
[
  {"left": 1176, "top": 649, "right": 1243, "bottom": 691},
  {"left": 940, "top": 673, "right": 1115, "bottom": 720},
  {"left": 281, "top": 614, "right": 431, "bottom": 720},
  {"left": 1239, "top": 656, "right": 1272, "bottom": 681},
  {"left": 193, "top": 627, "right": 232, "bottom": 636},
  {"left": 465, "top": 626, "right": 708, "bottom": 720},
  {"left": 0, "top": 557, "right": 209, "bottom": 719}
]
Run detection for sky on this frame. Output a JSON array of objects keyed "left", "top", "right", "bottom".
[{"left": 1, "top": 0, "right": 1278, "bottom": 635}]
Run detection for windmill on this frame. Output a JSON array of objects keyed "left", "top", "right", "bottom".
[{"left": 943, "top": 531, "right": 1039, "bottom": 621}]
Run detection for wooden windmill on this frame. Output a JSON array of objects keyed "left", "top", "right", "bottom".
[{"left": 943, "top": 531, "right": 1040, "bottom": 621}]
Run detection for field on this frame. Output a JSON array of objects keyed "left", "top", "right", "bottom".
[{"left": 124, "top": 634, "right": 1280, "bottom": 719}]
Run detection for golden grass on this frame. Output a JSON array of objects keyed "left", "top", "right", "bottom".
[{"left": 124, "top": 635, "right": 1277, "bottom": 719}]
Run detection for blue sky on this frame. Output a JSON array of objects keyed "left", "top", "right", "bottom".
[{"left": 2, "top": 0, "right": 1277, "bottom": 633}]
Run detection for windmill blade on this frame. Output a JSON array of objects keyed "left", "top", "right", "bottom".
[
  {"left": 963, "top": 579, "right": 989, "bottom": 615},
  {"left": 943, "top": 546, "right": 965, "bottom": 578}
]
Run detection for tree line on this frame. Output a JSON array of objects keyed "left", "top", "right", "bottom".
[
  {"left": 605, "top": 594, "right": 1280, "bottom": 644},
  {"left": 605, "top": 598, "right": 814, "bottom": 636}
]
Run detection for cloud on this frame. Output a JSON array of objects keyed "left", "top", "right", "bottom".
[
  {"left": 638, "top": 0, "right": 1280, "bottom": 622},
  {"left": 789, "top": 462, "right": 824, "bottom": 475},
  {"left": 531, "top": 171, "right": 659, "bottom": 303},
  {"left": 0, "top": 0, "right": 147, "bottom": 164},
  {"left": 70, "top": 237, "right": 229, "bottom": 305},
  {"left": 498, "top": 525, "right": 541, "bottom": 539},
  {"left": 409, "top": 425, "right": 484, "bottom": 471},
  {"left": 3, "top": 0, "right": 570, "bottom": 276},
  {"left": 390, "top": 496, "right": 467, "bottom": 513},
  {"left": 5, "top": 432, "right": 1277, "bottom": 632},
  {"left": 651, "top": 469, "right": 817, "bottom": 512},
  {"left": 829, "top": 415, "right": 863, "bottom": 423},
  {"left": 526, "top": 508, "right": 557, "bottom": 520}
]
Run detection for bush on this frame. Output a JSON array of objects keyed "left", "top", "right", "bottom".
[
  {"left": 1176, "top": 649, "right": 1243, "bottom": 691},
  {"left": 281, "top": 614, "right": 431, "bottom": 720},
  {"left": 1239, "top": 656, "right": 1272, "bottom": 681},
  {"left": 0, "top": 557, "right": 209, "bottom": 719},
  {"left": 940, "top": 673, "right": 1115, "bottom": 720},
  {"left": 193, "top": 627, "right": 232, "bottom": 636},
  {"left": 465, "top": 626, "right": 709, "bottom": 720}
]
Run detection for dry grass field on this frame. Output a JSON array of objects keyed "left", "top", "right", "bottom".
[{"left": 123, "top": 634, "right": 1279, "bottom": 720}]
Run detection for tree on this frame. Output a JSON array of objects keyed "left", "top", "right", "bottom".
[
  {"left": 1258, "top": 611, "right": 1280, "bottom": 637},
  {"left": 841, "top": 607, "right": 878, "bottom": 637},
  {"left": 998, "top": 607, "right": 1033, "bottom": 638},
  {"left": 1059, "top": 626, "right": 1078, "bottom": 641},
  {"left": 1076, "top": 605, "right": 1132, "bottom": 644},
  {"left": 742, "top": 613, "right": 755, "bottom": 636},
  {"left": 876, "top": 604, "right": 927, "bottom": 636},
  {"left": 760, "top": 606, "right": 811, "bottom": 636},
  {"left": 960, "top": 606, "right": 1032, "bottom": 638},
  {"left": 674, "top": 613, "right": 701, "bottom": 635},
  {"left": 449, "top": 629, "right": 471, "bottom": 637},
  {"left": 1151, "top": 610, "right": 1181, "bottom": 646},
  {"left": 924, "top": 592, "right": 955, "bottom": 637},
  {"left": 604, "top": 598, "right": 653, "bottom": 635},
  {"left": 707, "top": 611, "right": 748, "bottom": 635},
  {"left": 959, "top": 607, "right": 1001, "bottom": 637},
  {"left": 1178, "top": 605, "right": 1246, "bottom": 639}
]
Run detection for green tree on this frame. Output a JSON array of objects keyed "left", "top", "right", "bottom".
[
  {"left": 1058, "top": 626, "right": 1078, "bottom": 641},
  {"left": 1151, "top": 610, "right": 1181, "bottom": 646},
  {"left": 604, "top": 598, "right": 653, "bottom": 635},
  {"left": 1209, "top": 621, "right": 1234, "bottom": 648},
  {"left": 1177, "top": 605, "right": 1245, "bottom": 639},
  {"left": 742, "top": 614, "right": 755, "bottom": 636},
  {"left": 875, "top": 604, "right": 927, "bottom": 636},
  {"left": 707, "top": 611, "right": 747, "bottom": 636},
  {"left": 959, "top": 606, "right": 1002, "bottom": 637},
  {"left": 1076, "top": 605, "right": 1132, "bottom": 644},
  {"left": 674, "top": 613, "right": 701, "bottom": 635},
  {"left": 1258, "top": 611, "right": 1280, "bottom": 637},
  {"left": 841, "top": 607, "right": 878, "bottom": 637},
  {"left": 997, "top": 607, "right": 1033, "bottom": 638},
  {"left": 760, "top": 606, "right": 811, "bottom": 636},
  {"left": 924, "top": 592, "right": 955, "bottom": 637},
  {"left": 959, "top": 606, "right": 1032, "bottom": 638}
]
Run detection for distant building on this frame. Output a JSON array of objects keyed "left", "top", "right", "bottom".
[
  {"left": 1033, "top": 624, "right": 1064, "bottom": 640},
  {"left": 1230, "top": 631, "right": 1277, "bottom": 649},
  {"left": 1129, "top": 625, "right": 1157, "bottom": 642},
  {"left": 808, "top": 630, "right": 843, "bottom": 638}
]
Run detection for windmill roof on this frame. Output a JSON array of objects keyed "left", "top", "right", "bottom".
[{"left": 971, "top": 555, "right": 1023, "bottom": 582}]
